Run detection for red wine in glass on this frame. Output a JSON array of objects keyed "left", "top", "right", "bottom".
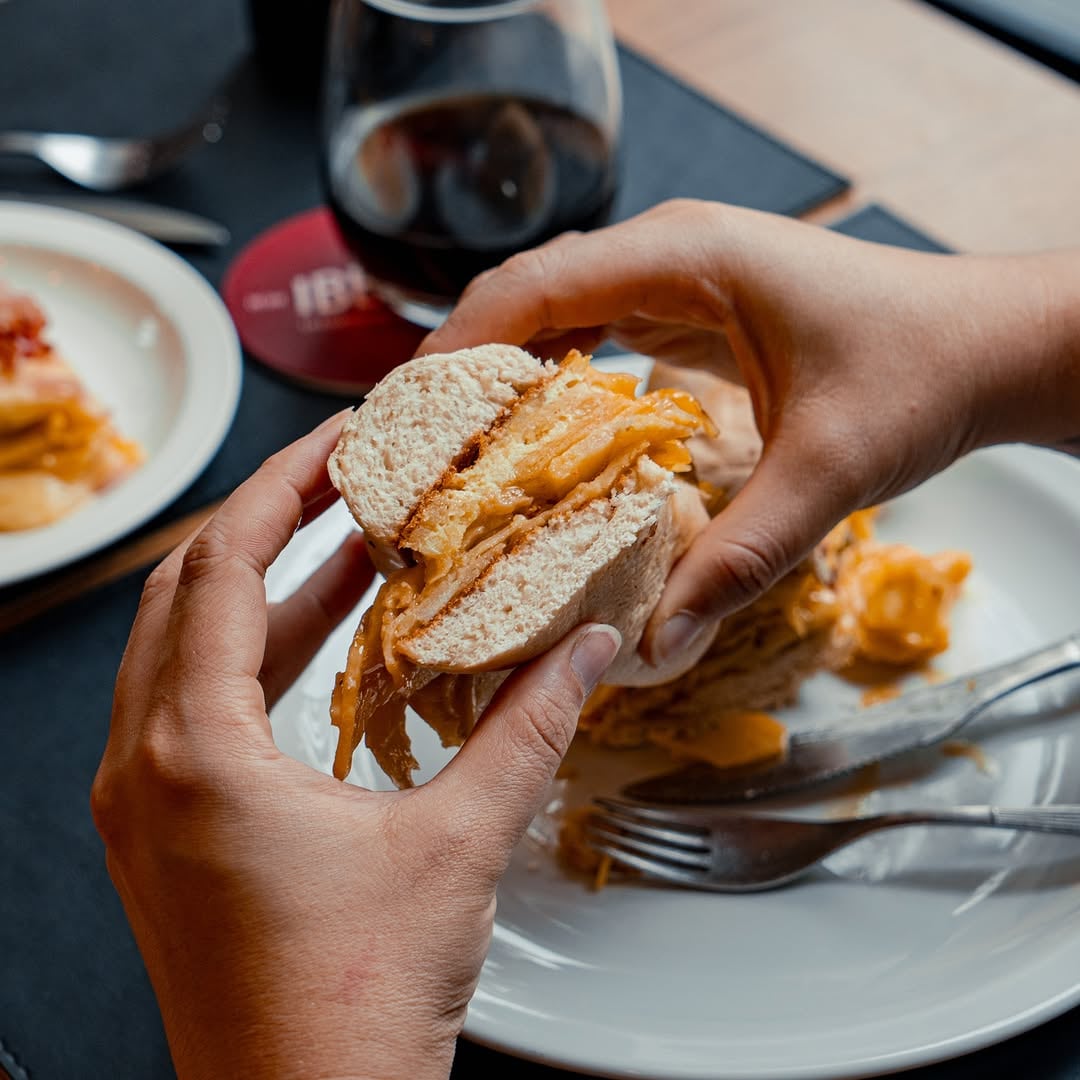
[
  {"left": 325, "top": 92, "right": 617, "bottom": 313},
  {"left": 320, "top": 1, "right": 622, "bottom": 327}
]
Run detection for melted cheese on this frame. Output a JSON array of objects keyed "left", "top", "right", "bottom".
[
  {"left": 647, "top": 710, "right": 788, "bottom": 769},
  {"left": 837, "top": 544, "right": 971, "bottom": 665},
  {"left": 400, "top": 350, "right": 712, "bottom": 581}
]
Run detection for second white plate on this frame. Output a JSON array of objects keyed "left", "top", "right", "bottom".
[{"left": 0, "top": 202, "right": 241, "bottom": 586}]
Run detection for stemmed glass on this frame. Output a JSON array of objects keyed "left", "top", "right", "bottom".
[{"left": 320, "top": 0, "right": 622, "bottom": 327}]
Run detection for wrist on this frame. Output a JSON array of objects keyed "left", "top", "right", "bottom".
[
  {"left": 165, "top": 992, "right": 459, "bottom": 1080},
  {"left": 147, "top": 930, "right": 461, "bottom": 1080},
  {"left": 967, "top": 251, "right": 1080, "bottom": 452}
]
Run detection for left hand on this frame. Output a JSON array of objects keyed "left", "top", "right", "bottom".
[
  {"left": 91, "top": 413, "right": 620, "bottom": 1080},
  {"left": 418, "top": 200, "right": 1078, "bottom": 668}
]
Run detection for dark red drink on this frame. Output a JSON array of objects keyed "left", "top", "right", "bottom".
[{"left": 324, "top": 92, "right": 617, "bottom": 307}]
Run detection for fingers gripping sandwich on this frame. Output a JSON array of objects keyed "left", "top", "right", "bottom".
[{"left": 327, "top": 345, "right": 715, "bottom": 787}]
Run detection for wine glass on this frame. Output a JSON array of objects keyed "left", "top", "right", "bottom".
[{"left": 320, "top": 0, "right": 622, "bottom": 328}]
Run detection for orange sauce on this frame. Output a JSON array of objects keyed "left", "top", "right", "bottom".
[
  {"left": 942, "top": 739, "right": 991, "bottom": 774},
  {"left": 647, "top": 710, "right": 788, "bottom": 770},
  {"left": 836, "top": 545, "right": 972, "bottom": 666},
  {"left": 860, "top": 682, "right": 903, "bottom": 708}
]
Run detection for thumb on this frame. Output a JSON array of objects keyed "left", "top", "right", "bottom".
[
  {"left": 642, "top": 434, "right": 862, "bottom": 669},
  {"left": 428, "top": 624, "right": 621, "bottom": 857}
]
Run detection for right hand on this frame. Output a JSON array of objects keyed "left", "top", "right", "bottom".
[
  {"left": 420, "top": 199, "right": 1079, "bottom": 667},
  {"left": 91, "top": 415, "right": 622, "bottom": 1080}
]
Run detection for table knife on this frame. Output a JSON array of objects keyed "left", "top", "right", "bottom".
[
  {"left": 621, "top": 631, "right": 1080, "bottom": 804},
  {"left": 0, "top": 192, "right": 230, "bottom": 246}
]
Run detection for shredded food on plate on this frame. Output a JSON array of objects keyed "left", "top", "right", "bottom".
[{"left": 0, "top": 282, "right": 143, "bottom": 531}]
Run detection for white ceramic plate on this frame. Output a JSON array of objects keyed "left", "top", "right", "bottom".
[
  {"left": 0, "top": 202, "right": 241, "bottom": 586},
  {"left": 267, "top": 355, "right": 1080, "bottom": 1079}
]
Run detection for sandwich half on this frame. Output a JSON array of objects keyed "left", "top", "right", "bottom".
[{"left": 327, "top": 345, "right": 715, "bottom": 786}]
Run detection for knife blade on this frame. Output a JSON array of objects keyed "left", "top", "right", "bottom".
[
  {"left": 621, "top": 631, "right": 1080, "bottom": 804},
  {"left": 0, "top": 192, "right": 230, "bottom": 246}
]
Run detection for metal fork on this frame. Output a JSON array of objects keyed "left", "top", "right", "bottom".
[
  {"left": 586, "top": 797, "right": 1080, "bottom": 892},
  {"left": 0, "top": 76, "right": 233, "bottom": 191}
]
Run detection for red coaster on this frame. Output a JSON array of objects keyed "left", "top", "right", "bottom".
[{"left": 221, "top": 206, "right": 427, "bottom": 396}]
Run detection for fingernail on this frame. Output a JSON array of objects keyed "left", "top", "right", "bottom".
[
  {"left": 570, "top": 625, "right": 623, "bottom": 697},
  {"left": 653, "top": 611, "right": 705, "bottom": 666}
]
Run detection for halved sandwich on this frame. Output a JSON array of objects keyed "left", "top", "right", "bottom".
[{"left": 327, "top": 345, "right": 715, "bottom": 786}]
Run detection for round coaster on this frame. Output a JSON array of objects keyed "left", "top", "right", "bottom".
[{"left": 221, "top": 206, "right": 427, "bottom": 396}]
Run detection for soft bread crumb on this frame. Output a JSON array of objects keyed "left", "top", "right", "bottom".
[
  {"left": 402, "top": 458, "right": 678, "bottom": 676},
  {"left": 328, "top": 345, "right": 549, "bottom": 560}
]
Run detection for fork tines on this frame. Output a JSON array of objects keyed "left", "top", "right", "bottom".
[{"left": 584, "top": 798, "right": 711, "bottom": 886}]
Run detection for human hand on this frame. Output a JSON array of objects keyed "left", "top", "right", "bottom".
[
  {"left": 90, "top": 414, "right": 621, "bottom": 1080},
  {"left": 420, "top": 199, "right": 1080, "bottom": 668}
]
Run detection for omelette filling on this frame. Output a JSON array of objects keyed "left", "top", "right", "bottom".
[
  {"left": 0, "top": 285, "right": 143, "bottom": 531},
  {"left": 329, "top": 350, "right": 714, "bottom": 784}
]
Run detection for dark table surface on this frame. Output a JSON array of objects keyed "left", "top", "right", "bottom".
[{"left": 3, "top": 1, "right": 1080, "bottom": 1078}]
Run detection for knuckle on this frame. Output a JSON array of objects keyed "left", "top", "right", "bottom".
[
  {"left": 660, "top": 196, "right": 701, "bottom": 215},
  {"left": 650, "top": 196, "right": 712, "bottom": 223},
  {"left": 500, "top": 248, "right": 545, "bottom": 286},
  {"left": 544, "top": 229, "right": 583, "bottom": 250},
  {"left": 503, "top": 240, "right": 569, "bottom": 291},
  {"left": 89, "top": 767, "right": 123, "bottom": 848},
  {"left": 460, "top": 266, "right": 497, "bottom": 300},
  {"left": 259, "top": 443, "right": 300, "bottom": 480},
  {"left": 137, "top": 728, "right": 200, "bottom": 795},
  {"left": 705, "top": 531, "right": 787, "bottom": 611},
  {"left": 502, "top": 680, "right": 576, "bottom": 769},
  {"left": 177, "top": 523, "right": 249, "bottom": 589},
  {"left": 90, "top": 711, "right": 209, "bottom": 845},
  {"left": 141, "top": 558, "right": 176, "bottom": 606}
]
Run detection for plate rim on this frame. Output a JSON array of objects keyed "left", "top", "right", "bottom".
[{"left": 0, "top": 200, "right": 242, "bottom": 586}]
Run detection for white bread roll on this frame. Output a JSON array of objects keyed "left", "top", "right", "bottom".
[{"left": 330, "top": 348, "right": 711, "bottom": 687}]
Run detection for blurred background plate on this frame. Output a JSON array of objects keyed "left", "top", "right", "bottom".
[{"left": 0, "top": 201, "right": 241, "bottom": 586}]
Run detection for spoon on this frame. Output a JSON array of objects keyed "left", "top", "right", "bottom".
[{"left": 0, "top": 81, "right": 232, "bottom": 192}]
